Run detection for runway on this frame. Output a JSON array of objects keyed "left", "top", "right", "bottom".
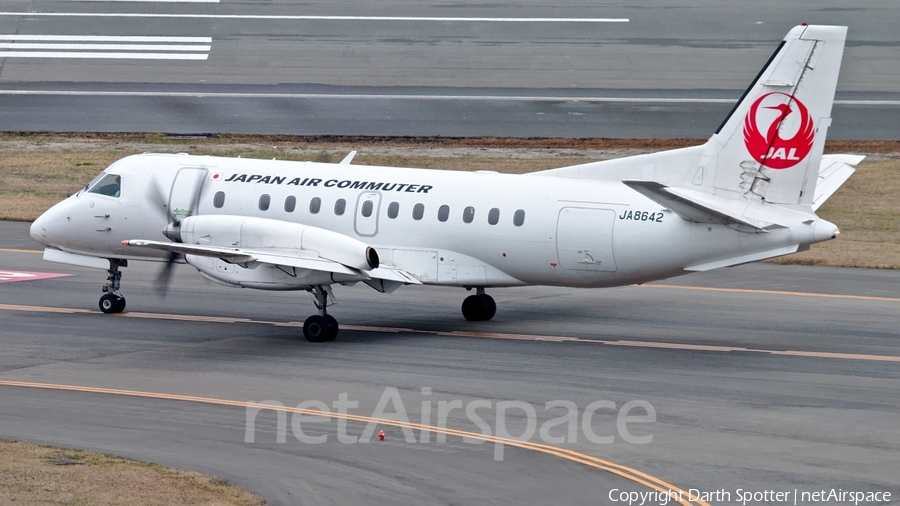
[
  {"left": 1, "top": 220, "right": 898, "bottom": 505},
  {"left": 1, "top": 1, "right": 899, "bottom": 138}
]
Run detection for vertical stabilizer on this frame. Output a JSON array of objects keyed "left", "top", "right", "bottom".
[{"left": 696, "top": 25, "right": 847, "bottom": 206}]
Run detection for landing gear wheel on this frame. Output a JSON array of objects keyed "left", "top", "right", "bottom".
[
  {"left": 325, "top": 315, "right": 339, "bottom": 341},
  {"left": 99, "top": 293, "right": 125, "bottom": 314},
  {"left": 303, "top": 314, "right": 333, "bottom": 343},
  {"left": 461, "top": 295, "right": 480, "bottom": 321},
  {"left": 462, "top": 294, "right": 497, "bottom": 321},
  {"left": 482, "top": 295, "right": 496, "bottom": 321},
  {"left": 462, "top": 294, "right": 496, "bottom": 321}
]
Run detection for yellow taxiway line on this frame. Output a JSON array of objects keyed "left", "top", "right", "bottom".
[
  {"left": 0, "top": 248, "right": 42, "bottom": 254},
  {"left": 2, "top": 245, "right": 898, "bottom": 302},
  {"left": 0, "top": 378, "right": 709, "bottom": 506},
  {"left": 3, "top": 252, "right": 899, "bottom": 306},
  {"left": 1, "top": 302, "right": 898, "bottom": 363},
  {"left": 648, "top": 284, "right": 900, "bottom": 303}
]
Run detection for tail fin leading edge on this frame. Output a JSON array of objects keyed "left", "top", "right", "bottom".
[{"left": 698, "top": 25, "right": 847, "bottom": 206}]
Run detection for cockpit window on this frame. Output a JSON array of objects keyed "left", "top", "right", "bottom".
[{"left": 88, "top": 174, "right": 121, "bottom": 198}]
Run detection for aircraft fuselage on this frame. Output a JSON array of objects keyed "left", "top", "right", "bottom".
[{"left": 32, "top": 153, "right": 827, "bottom": 290}]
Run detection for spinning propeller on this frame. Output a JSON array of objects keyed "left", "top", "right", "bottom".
[{"left": 142, "top": 172, "right": 204, "bottom": 297}]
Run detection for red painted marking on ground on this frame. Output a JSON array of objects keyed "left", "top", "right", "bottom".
[{"left": 0, "top": 270, "right": 72, "bottom": 284}]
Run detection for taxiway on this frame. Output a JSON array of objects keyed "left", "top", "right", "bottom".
[{"left": 1, "top": 221, "right": 897, "bottom": 505}]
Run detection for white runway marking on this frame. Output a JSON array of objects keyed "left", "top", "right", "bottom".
[
  {"left": 0, "top": 52, "right": 209, "bottom": 59},
  {"left": 0, "top": 35, "right": 211, "bottom": 42},
  {"left": 0, "top": 271, "right": 71, "bottom": 283},
  {"left": 72, "top": 0, "right": 219, "bottom": 2},
  {"left": 0, "top": 35, "right": 212, "bottom": 60},
  {"left": 0, "top": 12, "right": 628, "bottom": 22},
  {"left": 0, "top": 89, "right": 895, "bottom": 106},
  {"left": 0, "top": 90, "right": 732, "bottom": 102},
  {"left": 0, "top": 43, "right": 211, "bottom": 51}
]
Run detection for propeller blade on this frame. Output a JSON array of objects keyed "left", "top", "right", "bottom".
[
  {"left": 186, "top": 182, "right": 203, "bottom": 221},
  {"left": 144, "top": 177, "right": 171, "bottom": 223},
  {"left": 153, "top": 252, "right": 179, "bottom": 298}
]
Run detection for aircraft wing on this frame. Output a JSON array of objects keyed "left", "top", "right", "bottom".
[
  {"left": 365, "top": 266, "right": 422, "bottom": 284},
  {"left": 123, "top": 240, "right": 421, "bottom": 284},
  {"left": 124, "top": 240, "right": 257, "bottom": 264}
]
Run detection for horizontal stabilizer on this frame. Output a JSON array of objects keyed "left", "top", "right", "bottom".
[
  {"left": 813, "top": 154, "right": 863, "bottom": 211},
  {"left": 685, "top": 244, "right": 800, "bottom": 271},
  {"left": 623, "top": 180, "right": 777, "bottom": 230}
]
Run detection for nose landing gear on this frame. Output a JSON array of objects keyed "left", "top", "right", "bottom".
[
  {"left": 99, "top": 259, "right": 127, "bottom": 314},
  {"left": 462, "top": 287, "right": 496, "bottom": 321}
]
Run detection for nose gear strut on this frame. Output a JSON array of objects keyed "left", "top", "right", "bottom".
[{"left": 99, "top": 259, "right": 127, "bottom": 314}]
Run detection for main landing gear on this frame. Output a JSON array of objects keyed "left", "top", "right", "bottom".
[
  {"left": 303, "top": 285, "right": 338, "bottom": 343},
  {"left": 462, "top": 287, "right": 496, "bottom": 322},
  {"left": 99, "top": 259, "right": 127, "bottom": 314}
]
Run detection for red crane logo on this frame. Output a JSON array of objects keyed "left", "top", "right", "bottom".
[{"left": 743, "top": 92, "right": 815, "bottom": 170}]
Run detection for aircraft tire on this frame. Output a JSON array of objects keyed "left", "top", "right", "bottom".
[
  {"left": 303, "top": 315, "right": 333, "bottom": 342},
  {"left": 462, "top": 295, "right": 488, "bottom": 321},
  {"left": 99, "top": 294, "right": 124, "bottom": 314},
  {"left": 481, "top": 295, "right": 496, "bottom": 321},
  {"left": 325, "top": 315, "right": 339, "bottom": 341}
]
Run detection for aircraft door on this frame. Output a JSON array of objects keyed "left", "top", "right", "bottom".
[
  {"left": 168, "top": 167, "right": 208, "bottom": 222},
  {"left": 355, "top": 192, "right": 381, "bottom": 236},
  {"left": 556, "top": 207, "right": 617, "bottom": 271}
]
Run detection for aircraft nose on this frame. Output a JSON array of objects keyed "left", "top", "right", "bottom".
[
  {"left": 30, "top": 213, "right": 46, "bottom": 242},
  {"left": 30, "top": 208, "right": 58, "bottom": 246}
]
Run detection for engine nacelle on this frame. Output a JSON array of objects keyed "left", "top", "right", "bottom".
[
  {"left": 179, "top": 215, "right": 379, "bottom": 270},
  {"left": 185, "top": 254, "right": 337, "bottom": 290}
]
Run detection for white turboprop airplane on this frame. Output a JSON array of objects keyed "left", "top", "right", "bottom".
[{"left": 31, "top": 24, "right": 862, "bottom": 342}]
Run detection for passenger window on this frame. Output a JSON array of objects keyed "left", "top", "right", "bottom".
[
  {"left": 88, "top": 174, "right": 121, "bottom": 198},
  {"left": 514, "top": 209, "right": 526, "bottom": 227},
  {"left": 413, "top": 203, "right": 425, "bottom": 221},
  {"left": 213, "top": 191, "right": 225, "bottom": 209},
  {"left": 361, "top": 200, "right": 374, "bottom": 217},
  {"left": 284, "top": 195, "right": 296, "bottom": 213},
  {"left": 488, "top": 208, "right": 500, "bottom": 225},
  {"left": 334, "top": 198, "right": 346, "bottom": 216},
  {"left": 438, "top": 205, "right": 450, "bottom": 222},
  {"left": 259, "top": 194, "right": 271, "bottom": 211},
  {"left": 310, "top": 197, "right": 321, "bottom": 214},
  {"left": 387, "top": 201, "right": 399, "bottom": 219},
  {"left": 462, "top": 206, "right": 475, "bottom": 223}
]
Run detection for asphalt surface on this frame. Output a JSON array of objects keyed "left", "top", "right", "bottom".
[
  {"left": 1, "top": 220, "right": 898, "bottom": 505},
  {"left": 1, "top": 1, "right": 899, "bottom": 138}
]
